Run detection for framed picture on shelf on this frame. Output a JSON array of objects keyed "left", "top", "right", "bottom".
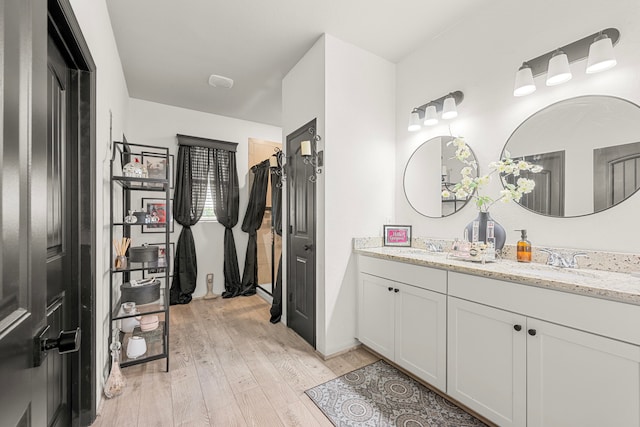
[
  {"left": 143, "top": 242, "right": 174, "bottom": 276},
  {"left": 141, "top": 198, "right": 174, "bottom": 233},
  {"left": 141, "top": 152, "right": 175, "bottom": 188},
  {"left": 383, "top": 225, "right": 412, "bottom": 247}
]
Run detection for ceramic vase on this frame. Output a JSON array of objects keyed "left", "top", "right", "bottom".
[{"left": 464, "top": 211, "right": 506, "bottom": 250}]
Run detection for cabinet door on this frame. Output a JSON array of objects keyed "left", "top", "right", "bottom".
[
  {"left": 358, "top": 273, "right": 395, "bottom": 359},
  {"left": 447, "top": 297, "right": 526, "bottom": 427},
  {"left": 527, "top": 319, "right": 640, "bottom": 427},
  {"left": 395, "top": 283, "right": 447, "bottom": 391}
]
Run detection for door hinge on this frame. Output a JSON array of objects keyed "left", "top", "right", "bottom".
[
  {"left": 289, "top": 225, "right": 293, "bottom": 234},
  {"left": 288, "top": 292, "right": 293, "bottom": 302}
]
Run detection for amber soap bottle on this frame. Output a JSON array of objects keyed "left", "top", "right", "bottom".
[{"left": 516, "top": 229, "right": 532, "bottom": 263}]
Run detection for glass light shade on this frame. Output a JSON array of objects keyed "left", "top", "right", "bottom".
[
  {"left": 441, "top": 96, "right": 458, "bottom": 120},
  {"left": 408, "top": 110, "right": 421, "bottom": 132},
  {"left": 586, "top": 34, "right": 616, "bottom": 74},
  {"left": 513, "top": 63, "right": 536, "bottom": 97},
  {"left": 546, "top": 50, "right": 572, "bottom": 86},
  {"left": 423, "top": 105, "right": 438, "bottom": 126}
]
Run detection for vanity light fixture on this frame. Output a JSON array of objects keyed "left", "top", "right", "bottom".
[
  {"left": 408, "top": 110, "right": 421, "bottom": 132},
  {"left": 423, "top": 105, "right": 438, "bottom": 126},
  {"left": 586, "top": 32, "right": 617, "bottom": 74},
  {"left": 513, "top": 63, "right": 536, "bottom": 96},
  {"left": 407, "top": 91, "right": 464, "bottom": 132},
  {"left": 512, "top": 28, "right": 620, "bottom": 96},
  {"left": 546, "top": 49, "right": 572, "bottom": 86}
]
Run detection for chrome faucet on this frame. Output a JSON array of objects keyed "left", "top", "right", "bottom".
[{"left": 540, "top": 248, "right": 588, "bottom": 268}]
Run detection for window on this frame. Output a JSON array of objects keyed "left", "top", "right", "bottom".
[{"left": 200, "top": 181, "right": 217, "bottom": 222}]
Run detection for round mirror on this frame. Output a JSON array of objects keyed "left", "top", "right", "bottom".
[
  {"left": 404, "top": 135, "right": 478, "bottom": 217},
  {"left": 502, "top": 96, "right": 640, "bottom": 217}
]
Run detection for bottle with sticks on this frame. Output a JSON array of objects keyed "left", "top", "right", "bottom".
[{"left": 113, "top": 237, "right": 131, "bottom": 269}]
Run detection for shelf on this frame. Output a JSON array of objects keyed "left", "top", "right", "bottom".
[
  {"left": 111, "top": 292, "right": 167, "bottom": 320},
  {"left": 111, "top": 259, "right": 168, "bottom": 273},
  {"left": 112, "top": 222, "right": 170, "bottom": 227},
  {"left": 112, "top": 176, "right": 168, "bottom": 191},
  {"left": 110, "top": 140, "right": 170, "bottom": 373},
  {"left": 119, "top": 321, "right": 167, "bottom": 368}
]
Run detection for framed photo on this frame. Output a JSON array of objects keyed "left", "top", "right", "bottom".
[
  {"left": 142, "top": 152, "right": 175, "bottom": 189},
  {"left": 383, "top": 225, "right": 412, "bottom": 247},
  {"left": 141, "top": 198, "right": 174, "bottom": 233},
  {"left": 144, "top": 242, "right": 174, "bottom": 276}
]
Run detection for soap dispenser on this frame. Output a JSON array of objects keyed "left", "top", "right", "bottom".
[{"left": 515, "top": 229, "right": 531, "bottom": 263}]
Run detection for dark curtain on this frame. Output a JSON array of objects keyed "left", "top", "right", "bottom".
[
  {"left": 210, "top": 149, "right": 242, "bottom": 298},
  {"left": 170, "top": 146, "right": 209, "bottom": 305},
  {"left": 239, "top": 160, "right": 270, "bottom": 296},
  {"left": 270, "top": 172, "right": 283, "bottom": 323}
]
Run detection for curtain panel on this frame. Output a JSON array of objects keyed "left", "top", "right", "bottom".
[
  {"left": 170, "top": 136, "right": 241, "bottom": 304},
  {"left": 269, "top": 172, "right": 283, "bottom": 323},
  {"left": 239, "top": 160, "right": 270, "bottom": 297}
]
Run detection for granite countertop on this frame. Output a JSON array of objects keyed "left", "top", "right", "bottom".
[{"left": 355, "top": 246, "right": 640, "bottom": 306}]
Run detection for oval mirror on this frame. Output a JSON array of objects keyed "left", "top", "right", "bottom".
[
  {"left": 502, "top": 96, "right": 640, "bottom": 217},
  {"left": 404, "top": 135, "right": 478, "bottom": 217}
]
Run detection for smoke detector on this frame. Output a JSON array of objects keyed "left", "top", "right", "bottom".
[{"left": 208, "top": 74, "right": 234, "bottom": 89}]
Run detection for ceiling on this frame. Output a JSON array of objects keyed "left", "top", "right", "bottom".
[{"left": 106, "top": 0, "right": 482, "bottom": 127}]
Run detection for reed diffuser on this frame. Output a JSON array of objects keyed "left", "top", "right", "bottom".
[{"left": 113, "top": 237, "right": 131, "bottom": 269}]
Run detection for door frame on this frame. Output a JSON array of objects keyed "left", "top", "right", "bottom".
[
  {"left": 48, "top": 0, "right": 97, "bottom": 424},
  {"left": 285, "top": 119, "right": 317, "bottom": 347}
]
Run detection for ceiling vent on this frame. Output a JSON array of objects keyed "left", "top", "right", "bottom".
[{"left": 208, "top": 74, "right": 234, "bottom": 89}]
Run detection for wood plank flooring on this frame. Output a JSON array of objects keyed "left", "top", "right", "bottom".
[{"left": 92, "top": 296, "right": 378, "bottom": 427}]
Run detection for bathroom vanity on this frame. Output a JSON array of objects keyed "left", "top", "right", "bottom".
[{"left": 356, "top": 246, "right": 640, "bottom": 427}]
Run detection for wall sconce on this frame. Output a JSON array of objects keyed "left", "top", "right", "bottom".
[
  {"left": 407, "top": 91, "right": 464, "bottom": 132},
  {"left": 513, "top": 28, "right": 620, "bottom": 97},
  {"left": 302, "top": 127, "right": 322, "bottom": 183},
  {"left": 270, "top": 148, "right": 286, "bottom": 188}
]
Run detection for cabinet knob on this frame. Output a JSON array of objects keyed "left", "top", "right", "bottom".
[
  {"left": 388, "top": 287, "right": 393, "bottom": 292},
  {"left": 528, "top": 329, "right": 537, "bottom": 336},
  {"left": 513, "top": 324, "right": 522, "bottom": 331},
  {"left": 394, "top": 288, "right": 399, "bottom": 293}
]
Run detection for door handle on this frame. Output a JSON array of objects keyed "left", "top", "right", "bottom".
[
  {"left": 34, "top": 326, "right": 81, "bottom": 367},
  {"left": 303, "top": 244, "right": 313, "bottom": 251}
]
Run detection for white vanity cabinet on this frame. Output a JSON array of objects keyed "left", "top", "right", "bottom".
[
  {"left": 358, "top": 257, "right": 447, "bottom": 391},
  {"left": 448, "top": 272, "right": 640, "bottom": 427}
]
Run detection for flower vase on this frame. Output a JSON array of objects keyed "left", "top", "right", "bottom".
[{"left": 464, "top": 211, "right": 506, "bottom": 251}]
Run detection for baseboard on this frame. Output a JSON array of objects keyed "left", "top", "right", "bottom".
[{"left": 315, "top": 342, "right": 362, "bottom": 361}]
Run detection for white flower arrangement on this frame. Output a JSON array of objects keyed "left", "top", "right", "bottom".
[{"left": 441, "top": 137, "right": 543, "bottom": 212}]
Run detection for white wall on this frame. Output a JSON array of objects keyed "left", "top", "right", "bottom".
[
  {"left": 396, "top": 0, "right": 640, "bottom": 253},
  {"left": 69, "top": 0, "right": 130, "bottom": 410},
  {"left": 323, "top": 35, "right": 395, "bottom": 355},
  {"left": 127, "top": 98, "right": 282, "bottom": 298},
  {"left": 282, "top": 35, "right": 326, "bottom": 349},
  {"left": 283, "top": 34, "right": 395, "bottom": 356}
]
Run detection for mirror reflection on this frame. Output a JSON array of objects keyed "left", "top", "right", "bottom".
[
  {"left": 404, "top": 135, "right": 478, "bottom": 218},
  {"left": 502, "top": 96, "right": 640, "bottom": 217}
]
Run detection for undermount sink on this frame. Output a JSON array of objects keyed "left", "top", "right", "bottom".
[{"left": 508, "top": 263, "right": 602, "bottom": 280}]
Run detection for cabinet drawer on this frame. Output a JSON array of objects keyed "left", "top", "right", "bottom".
[
  {"left": 449, "top": 271, "right": 640, "bottom": 346},
  {"left": 358, "top": 255, "right": 447, "bottom": 294}
]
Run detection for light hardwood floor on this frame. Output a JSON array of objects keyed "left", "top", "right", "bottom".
[{"left": 92, "top": 295, "right": 378, "bottom": 427}]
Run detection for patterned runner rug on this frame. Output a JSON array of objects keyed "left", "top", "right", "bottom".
[{"left": 306, "top": 360, "right": 488, "bottom": 427}]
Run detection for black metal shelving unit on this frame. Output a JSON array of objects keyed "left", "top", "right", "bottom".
[{"left": 109, "top": 141, "right": 171, "bottom": 371}]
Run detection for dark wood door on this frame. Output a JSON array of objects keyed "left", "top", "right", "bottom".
[
  {"left": 286, "top": 121, "right": 316, "bottom": 347},
  {"left": 0, "top": 0, "right": 49, "bottom": 425},
  {"left": 45, "top": 33, "right": 77, "bottom": 427}
]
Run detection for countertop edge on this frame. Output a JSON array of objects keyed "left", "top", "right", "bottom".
[{"left": 355, "top": 248, "right": 640, "bottom": 306}]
